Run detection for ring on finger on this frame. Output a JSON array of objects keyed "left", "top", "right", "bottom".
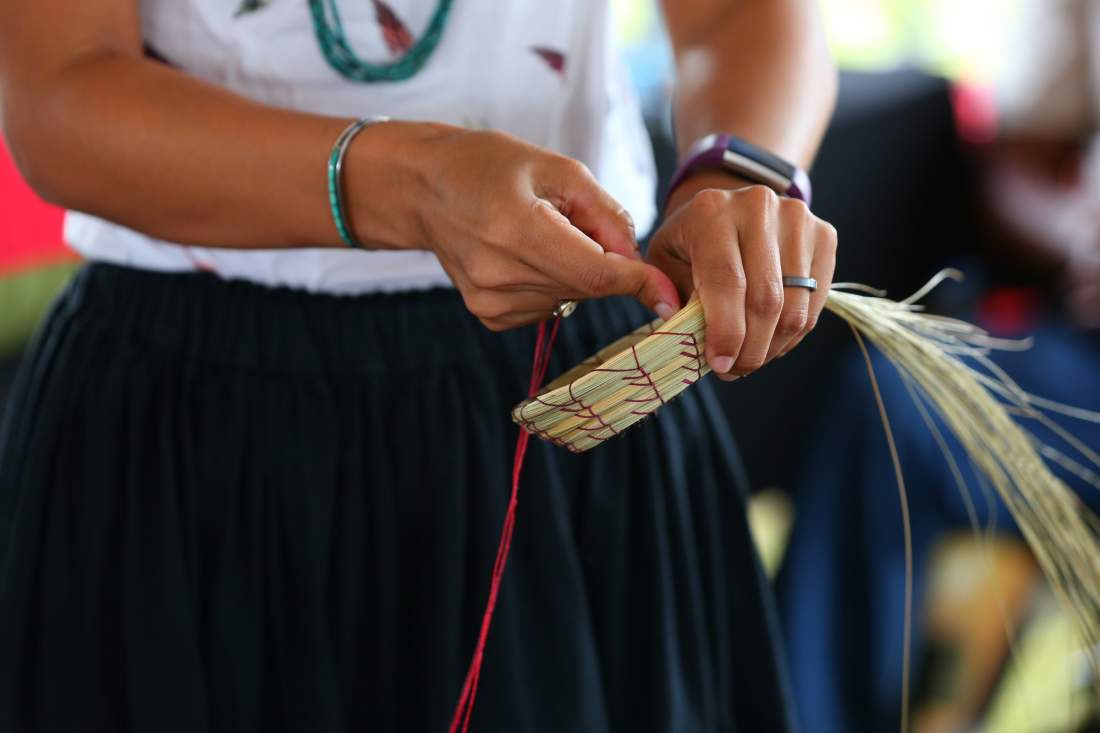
[{"left": 782, "top": 275, "right": 818, "bottom": 292}]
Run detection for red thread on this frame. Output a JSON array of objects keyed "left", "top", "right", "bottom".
[{"left": 449, "top": 317, "right": 560, "bottom": 733}]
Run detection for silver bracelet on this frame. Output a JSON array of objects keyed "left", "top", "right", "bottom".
[{"left": 327, "top": 115, "right": 391, "bottom": 249}]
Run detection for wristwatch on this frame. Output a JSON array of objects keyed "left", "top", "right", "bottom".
[{"left": 667, "top": 133, "right": 812, "bottom": 207}]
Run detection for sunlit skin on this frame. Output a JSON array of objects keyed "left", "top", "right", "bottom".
[{"left": 0, "top": 0, "right": 837, "bottom": 377}]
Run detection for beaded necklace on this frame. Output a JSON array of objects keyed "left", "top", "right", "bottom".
[{"left": 308, "top": 0, "right": 454, "bottom": 83}]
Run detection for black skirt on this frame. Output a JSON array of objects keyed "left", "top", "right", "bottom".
[{"left": 0, "top": 263, "right": 794, "bottom": 732}]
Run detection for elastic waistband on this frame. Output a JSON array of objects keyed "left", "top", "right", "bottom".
[
  {"left": 59, "top": 264, "right": 518, "bottom": 376},
  {"left": 57, "top": 263, "right": 652, "bottom": 380}
]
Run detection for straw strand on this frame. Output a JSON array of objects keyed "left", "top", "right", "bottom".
[{"left": 514, "top": 272, "right": 1100, "bottom": 685}]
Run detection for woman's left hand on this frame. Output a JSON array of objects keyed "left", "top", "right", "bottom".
[{"left": 647, "top": 181, "right": 837, "bottom": 382}]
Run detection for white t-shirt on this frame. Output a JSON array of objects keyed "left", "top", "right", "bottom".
[{"left": 66, "top": 0, "right": 658, "bottom": 294}]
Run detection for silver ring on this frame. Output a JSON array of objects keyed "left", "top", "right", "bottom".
[
  {"left": 782, "top": 276, "right": 818, "bottom": 292},
  {"left": 553, "top": 300, "right": 579, "bottom": 319}
]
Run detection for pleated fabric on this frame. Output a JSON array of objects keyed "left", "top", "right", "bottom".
[{"left": 0, "top": 263, "right": 795, "bottom": 733}]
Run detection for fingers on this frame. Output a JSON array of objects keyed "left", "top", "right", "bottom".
[
  {"left": 646, "top": 227, "right": 694, "bottom": 305},
  {"left": 646, "top": 185, "right": 838, "bottom": 378},
  {"left": 727, "top": 190, "right": 783, "bottom": 377},
  {"left": 538, "top": 156, "right": 641, "bottom": 260},
  {"left": 523, "top": 198, "right": 681, "bottom": 317},
  {"left": 693, "top": 233, "right": 748, "bottom": 380},
  {"left": 780, "top": 219, "right": 837, "bottom": 356},
  {"left": 766, "top": 199, "right": 814, "bottom": 361}
]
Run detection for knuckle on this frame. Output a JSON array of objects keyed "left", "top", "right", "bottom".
[
  {"left": 524, "top": 198, "right": 566, "bottom": 235},
  {"left": 465, "top": 291, "right": 511, "bottom": 321},
  {"left": 464, "top": 291, "right": 493, "bottom": 318},
  {"left": 817, "top": 220, "right": 839, "bottom": 250},
  {"left": 482, "top": 129, "right": 512, "bottom": 146},
  {"left": 691, "top": 187, "right": 731, "bottom": 215},
  {"left": 465, "top": 257, "right": 501, "bottom": 290},
  {"left": 779, "top": 196, "right": 809, "bottom": 216},
  {"left": 559, "top": 156, "right": 592, "bottom": 180},
  {"left": 746, "top": 281, "right": 784, "bottom": 317},
  {"left": 482, "top": 318, "right": 510, "bottom": 333},
  {"left": 803, "top": 311, "right": 820, "bottom": 334},
  {"left": 737, "top": 184, "right": 777, "bottom": 210},
  {"left": 777, "top": 305, "right": 810, "bottom": 337},
  {"left": 738, "top": 353, "right": 766, "bottom": 372},
  {"left": 528, "top": 197, "right": 568, "bottom": 229},
  {"left": 706, "top": 257, "right": 747, "bottom": 292},
  {"left": 616, "top": 205, "right": 637, "bottom": 232},
  {"left": 709, "top": 325, "right": 745, "bottom": 355}
]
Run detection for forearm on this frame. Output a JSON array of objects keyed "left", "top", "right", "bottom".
[
  {"left": 2, "top": 51, "right": 428, "bottom": 250},
  {"left": 664, "top": 0, "right": 836, "bottom": 209}
]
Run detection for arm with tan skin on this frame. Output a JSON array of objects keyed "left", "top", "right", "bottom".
[
  {"left": 0, "top": 0, "right": 678, "bottom": 331},
  {"left": 650, "top": 0, "right": 838, "bottom": 379}
]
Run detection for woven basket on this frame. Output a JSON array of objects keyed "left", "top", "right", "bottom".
[{"left": 512, "top": 298, "right": 708, "bottom": 452}]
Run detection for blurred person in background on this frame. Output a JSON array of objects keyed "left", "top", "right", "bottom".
[
  {"left": 777, "top": 0, "right": 1100, "bottom": 730},
  {"left": 985, "top": 0, "right": 1100, "bottom": 328},
  {"left": 0, "top": 1, "right": 838, "bottom": 731}
]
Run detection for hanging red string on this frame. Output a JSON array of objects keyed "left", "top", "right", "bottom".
[{"left": 449, "top": 316, "right": 561, "bottom": 733}]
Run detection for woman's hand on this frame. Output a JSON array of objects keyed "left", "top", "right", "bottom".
[
  {"left": 347, "top": 122, "right": 680, "bottom": 331},
  {"left": 647, "top": 180, "right": 837, "bottom": 381}
]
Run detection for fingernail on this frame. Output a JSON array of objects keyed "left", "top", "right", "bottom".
[
  {"left": 655, "top": 302, "right": 675, "bottom": 320},
  {"left": 623, "top": 209, "right": 637, "bottom": 237},
  {"left": 710, "top": 355, "right": 735, "bottom": 374}
]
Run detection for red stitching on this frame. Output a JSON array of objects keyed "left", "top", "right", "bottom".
[
  {"left": 630, "top": 345, "right": 665, "bottom": 405},
  {"left": 567, "top": 382, "right": 619, "bottom": 437}
]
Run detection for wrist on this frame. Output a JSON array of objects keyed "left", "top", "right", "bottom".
[
  {"left": 664, "top": 133, "right": 812, "bottom": 218},
  {"left": 342, "top": 119, "right": 450, "bottom": 251},
  {"left": 664, "top": 170, "right": 757, "bottom": 217}
]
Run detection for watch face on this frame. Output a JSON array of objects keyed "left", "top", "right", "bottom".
[
  {"left": 724, "top": 136, "right": 798, "bottom": 180},
  {"left": 670, "top": 134, "right": 811, "bottom": 206}
]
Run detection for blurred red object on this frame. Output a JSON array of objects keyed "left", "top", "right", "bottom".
[
  {"left": 977, "top": 286, "right": 1043, "bottom": 337},
  {"left": 952, "top": 83, "right": 998, "bottom": 146},
  {"left": 0, "top": 136, "right": 72, "bottom": 275}
]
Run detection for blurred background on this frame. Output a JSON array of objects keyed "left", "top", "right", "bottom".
[{"left": 3, "top": 0, "right": 1099, "bottom": 730}]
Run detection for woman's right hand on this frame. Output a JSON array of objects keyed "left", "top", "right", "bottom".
[{"left": 346, "top": 122, "right": 680, "bottom": 331}]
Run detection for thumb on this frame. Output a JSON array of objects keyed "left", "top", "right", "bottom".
[{"left": 589, "top": 252, "right": 681, "bottom": 321}]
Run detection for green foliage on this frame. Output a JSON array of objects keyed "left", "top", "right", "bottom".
[{"left": 0, "top": 263, "right": 78, "bottom": 359}]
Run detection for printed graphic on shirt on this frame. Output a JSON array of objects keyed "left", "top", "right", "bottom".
[
  {"left": 234, "top": 0, "right": 270, "bottom": 18},
  {"left": 531, "top": 46, "right": 566, "bottom": 76}
]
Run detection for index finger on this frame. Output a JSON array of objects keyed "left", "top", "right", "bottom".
[{"left": 521, "top": 198, "right": 680, "bottom": 316}]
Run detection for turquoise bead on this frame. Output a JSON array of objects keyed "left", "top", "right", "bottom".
[
  {"left": 328, "top": 145, "right": 360, "bottom": 248},
  {"left": 309, "top": 0, "right": 454, "bottom": 83}
]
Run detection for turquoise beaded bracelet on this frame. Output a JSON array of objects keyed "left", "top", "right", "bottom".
[{"left": 327, "top": 116, "right": 390, "bottom": 249}]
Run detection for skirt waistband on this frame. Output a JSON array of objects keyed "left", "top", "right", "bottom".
[
  {"left": 60, "top": 263, "right": 517, "bottom": 376},
  {"left": 58, "top": 263, "right": 651, "bottom": 379}
]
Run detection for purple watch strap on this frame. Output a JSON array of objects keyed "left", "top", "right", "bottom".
[{"left": 667, "top": 133, "right": 812, "bottom": 207}]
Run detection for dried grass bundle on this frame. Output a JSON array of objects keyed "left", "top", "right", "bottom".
[{"left": 512, "top": 271, "right": 1100, "bottom": 681}]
